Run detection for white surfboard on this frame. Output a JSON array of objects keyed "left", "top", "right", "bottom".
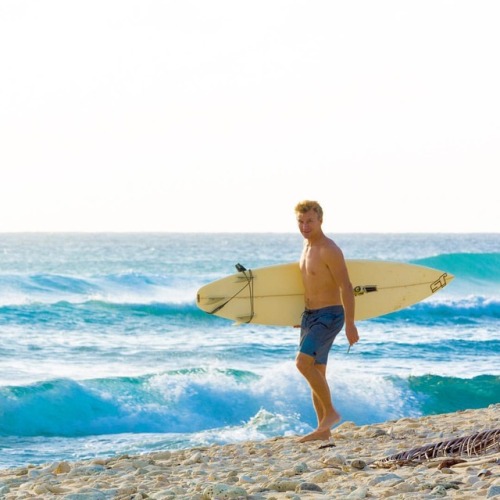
[{"left": 196, "top": 260, "right": 454, "bottom": 326}]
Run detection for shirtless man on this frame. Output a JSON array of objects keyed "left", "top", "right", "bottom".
[{"left": 294, "top": 200, "right": 359, "bottom": 442}]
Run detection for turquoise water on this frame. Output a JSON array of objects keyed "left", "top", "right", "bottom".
[{"left": 0, "top": 233, "right": 498, "bottom": 468}]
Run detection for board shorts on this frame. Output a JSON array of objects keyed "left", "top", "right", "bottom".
[{"left": 299, "top": 305, "right": 345, "bottom": 364}]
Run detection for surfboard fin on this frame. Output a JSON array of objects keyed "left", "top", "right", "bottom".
[{"left": 235, "top": 315, "right": 254, "bottom": 324}]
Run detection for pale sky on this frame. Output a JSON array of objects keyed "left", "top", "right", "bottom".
[{"left": 1, "top": 0, "right": 498, "bottom": 233}]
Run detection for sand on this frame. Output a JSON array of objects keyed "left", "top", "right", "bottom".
[{"left": 0, "top": 405, "right": 499, "bottom": 499}]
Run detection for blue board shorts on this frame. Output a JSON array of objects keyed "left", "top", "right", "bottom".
[{"left": 299, "top": 305, "right": 345, "bottom": 364}]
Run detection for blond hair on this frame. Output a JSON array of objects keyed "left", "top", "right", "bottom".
[{"left": 294, "top": 200, "right": 323, "bottom": 221}]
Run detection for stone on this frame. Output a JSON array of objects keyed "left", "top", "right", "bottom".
[
  {"left": 369, "top": 473, "right": 403, "bottom": 486},
  {"left": 346, "top": 486, "right": 368, "bottom": 499},
  {"left": 350, "top": 459, "right": 367, "bottom": 470},
  {"left": 202, "top": 483, "right": 248, "bottom": 499},
  {"left": 292, "top": 462, "right": 308, "bottom": 474},
  {"left": 487, "top": 485, "right": 500, "bottom": 498},
  {"left": 266, "top": 480, "right": 301, "bottom": 492},
  {"left": 53, "top": 461, "right": 72, "bottom": 474},
  {"left": 295, "top": 482, "right": 322, "bottom": 492},
  {"left": 322, "top": 453, "right": 346, "bottom": 466}
]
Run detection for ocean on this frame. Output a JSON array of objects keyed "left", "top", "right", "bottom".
[{"left": 0, "top": 233, "right": 498, "bottom": 469}]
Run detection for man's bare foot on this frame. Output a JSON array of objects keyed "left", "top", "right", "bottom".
[{"left": 297, "top": 428, "right": 331, "bottom": 442}]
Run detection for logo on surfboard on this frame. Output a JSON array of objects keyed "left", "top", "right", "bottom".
[{"left": 353, "top": 285, "right": 378, "bottom": 296}]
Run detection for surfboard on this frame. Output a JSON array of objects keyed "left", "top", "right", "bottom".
[{"left": 196, "top": 260, "right": 454, "bottom": 326}]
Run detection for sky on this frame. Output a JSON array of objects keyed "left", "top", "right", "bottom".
[{"left": 0, "top": 0, "right": 499, "bottom": 233}]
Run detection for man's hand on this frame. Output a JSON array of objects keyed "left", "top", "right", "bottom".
[{"left": 345, "top": 323, "right": 359, "bottom": 347}]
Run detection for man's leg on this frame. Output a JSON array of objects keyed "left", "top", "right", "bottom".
[{"left": 296, "top": 352, "right": 340, "bottom": 441}]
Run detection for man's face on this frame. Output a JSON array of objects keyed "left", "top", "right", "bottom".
[{"left": 296, "top": 209, "right": 322, "bottom": 239}]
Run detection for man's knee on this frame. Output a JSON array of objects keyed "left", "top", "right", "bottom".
[{"left": 296, "top": 353, "right": 315, "bottom": 374}]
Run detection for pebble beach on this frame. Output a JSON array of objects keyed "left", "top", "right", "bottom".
[{"left": 1, "top": 405, "right": 499, "bottom": 499}]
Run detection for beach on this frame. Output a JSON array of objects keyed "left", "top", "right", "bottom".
[
  {"left": 1, "top": 233, "right": 498, "bottom": 491},
  {"left": 1, "top": 405, "right": 498, "bottom": 499}
]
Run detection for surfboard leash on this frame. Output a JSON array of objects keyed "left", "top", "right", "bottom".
[
  {"left": 208, "top": 264, "right": 255, "bottom": 323},
  {"left": 234, "top": 264, "right": 254, "bottom": 323}
]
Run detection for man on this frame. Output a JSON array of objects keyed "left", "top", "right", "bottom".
[{"left": 294, "top": 200, "right": 359, "bottom": 442}]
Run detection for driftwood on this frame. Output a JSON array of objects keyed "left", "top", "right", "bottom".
[{"left": 378, "top": 428, "right": 500, "bottom": 464}]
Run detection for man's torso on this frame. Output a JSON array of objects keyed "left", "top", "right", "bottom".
[{"left": 299, "top": 239, "right": 342, "bottom": 309}]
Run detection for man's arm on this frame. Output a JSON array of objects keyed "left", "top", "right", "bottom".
[{"left": 326, "top": 245, "right": 359, "bottom": 346}]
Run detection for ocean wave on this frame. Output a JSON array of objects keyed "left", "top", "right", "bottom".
[
  {"left": 2, "top": 369, "right": 497, "bottom": 439},
  {"left": 374, "top": 296, "right": 500, "bottom": 324},
  {"left": 412, "top": 252, "right": 500, "bottom": 283},
  {"left": 0, "top": 294, "right": 497, "bottom": 329},
  {"left": 0, "top": 251, "right": 498, "bottom": 308},
  {"left": 0, "top": 272, "right": 198, "bottom": 307},
  {"left": 0, "top": 301, "right": 215, "bottom": 328},
  {"left": 392, "top": 374, "right": 500, "bottom": 415},
  {"left": 0, "top": 370, "right": 265, "bottom": 438},
  {"left": 0, "top": 410, "right": 310, "bottom": 469}
]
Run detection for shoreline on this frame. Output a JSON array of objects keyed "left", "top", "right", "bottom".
[{"left": 1, "top": 405, "right": 499, "bottom": 499}]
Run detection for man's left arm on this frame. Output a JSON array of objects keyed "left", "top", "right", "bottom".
[{"left": 328, "top": 248, "right": 359, "bottom": 346}]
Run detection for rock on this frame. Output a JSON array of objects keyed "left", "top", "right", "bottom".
[
  {"left": 346, "top": 486, "right": 368, "bottom": 499},
  {"left": 53, "top": 461, "right": 71, "bottom": 474},
  {"left": 431, "top": 484, "right": 448, "bottom": 496},
  {"left": 27, "top": 468, "right": 43, "bottom": 479},
  {"left": 487, "top": 485, "right": 500, "bottom": 498},
  {"left": 67, "top": 465, "right": 106, "bottom": 477},
  {"left": 266, "top": 479, "right": 301, "bottom": 492},
  {"left": 350, "top": 459, "right": 367, "bottom": 470},
  {"left": 150, "top": 486, "right": 186, "bottom": 498},
  {"left": 91, "top": 458, "right": 108, "bottom": 466},
  {"left": 440, "top": 467, "right": 454, "bottom": 474},
  {"left": 292, "top": 462, "right": 308, "bottom": 474},
  {"left": 117, "top": 485, "right": 138, "bottom": 496},
  {"left": 370, "top": 428, "right": 387, "bottom": 437},
  {"left": 238, "top": 475, "right": 255, "bottom": 484},
  {"left": 149, "top": 491, "right": 175, "bottom": 500},
  {"left": 440, "top": 482, "right": 460, "bottom": 490},
  {"left": 322, "top": 453, "right": 346, "bottom": 466},
  {"left": 369, "top": 473, "right": 403, "bottom": 486},
  {"left": 33, "top": 483, "right": 50, "bottom": 494},
  {"left": 295, "top": 482, "right": 322, "bottom": 492},
  {"left": 183, "top": 451, "right": 205, "bottom": 465},
  {"left": 202, "top": 483, "right": 248, "bottom": 499},
  {"left": 478, "top": 469, "right": 493, "bottom": 477},
  {"left": 62, "top": 488, "right": 108, "bottom": 500},
  {"left": 304, "top": 470, "right": 331, "bottom": 483},
  {"left": 335, "top": 421, "right": 357, "bottom": 430}
]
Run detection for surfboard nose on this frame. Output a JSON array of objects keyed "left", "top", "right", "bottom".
[{"left": 431, "top": 272, "right": 454, "bottom": 293}]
